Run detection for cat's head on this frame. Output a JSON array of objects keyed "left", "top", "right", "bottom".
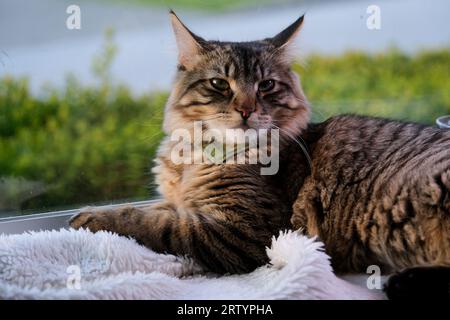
[{"left": 164, "top": 11, "right": 310, "bottom": 142}]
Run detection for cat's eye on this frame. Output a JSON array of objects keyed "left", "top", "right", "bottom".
[
  {"left": 258, "top": 80, "right": 275, "bottom": 92},
  {"left": 210, "top": 78, "right": 230, "bottom": 91}
]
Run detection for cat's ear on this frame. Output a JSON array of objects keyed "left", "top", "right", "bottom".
[
  {"left": 170, "top": 10, "right": 205, "bottom": 69},
  {"left": 269, "top": 14, "right": 304, "bottom": 50}
]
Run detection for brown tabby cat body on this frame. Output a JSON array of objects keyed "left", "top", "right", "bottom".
[
  {"left": 291, "top": 116, "right": 450, "bottom": 273},
  {"left": 70, "top": 12, "right": 450, "bottom": 285}
]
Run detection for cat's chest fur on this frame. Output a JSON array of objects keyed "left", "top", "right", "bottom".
[
  {"left": 152, "top": 137, "right": 292, "bottom": 225},
  {"left": 152, "top": 142, "right": 203, "bottom": 210},
  {"left": 153, "top": 138, "right": 259, "bottom": 209}
]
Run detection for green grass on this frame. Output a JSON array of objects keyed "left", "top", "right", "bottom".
[
  {"left": 111, "top": 0, "right": 269, "bottom": 11},
  {"left": 0, "top": 48, "right": 449, "bottom": 215}
]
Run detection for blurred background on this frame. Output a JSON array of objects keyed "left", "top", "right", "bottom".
[{"left": 0, "top": 0, "right": 449, "bottom": 217}]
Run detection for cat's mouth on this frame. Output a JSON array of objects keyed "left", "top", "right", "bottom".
[
  {"left": 232, "top": 118, "right": 261, "bottom": 130},
  {"left": 235, "top": 123, "right": 251, "bottom": 130}
]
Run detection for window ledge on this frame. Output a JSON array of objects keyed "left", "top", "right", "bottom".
[{"left": 0, "top": 199, "right": 161, "bottom": 235}]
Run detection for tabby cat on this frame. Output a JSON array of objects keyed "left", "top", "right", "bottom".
[{"left": 70, "top": 12, "right": 450, "bottom": 298}]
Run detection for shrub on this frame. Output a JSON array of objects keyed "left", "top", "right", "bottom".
[
  {"left": 294, "top": 49, "right": 450, "bottom": 123},
  {"left": 0, "top": 77, "right": 166, "bottom": 214}
]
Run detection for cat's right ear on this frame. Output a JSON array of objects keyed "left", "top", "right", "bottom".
[{"left": 170, "top": 10, "right": 205, "bottom": 69}]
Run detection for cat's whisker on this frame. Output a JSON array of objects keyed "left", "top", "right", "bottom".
[
  {"left": 271, "top": 123, "right": 312, "bottom": 170},
  {"left": 204, "top": 113, "right": 226, "bottom": 119},
  {"left": 201, "top": 114, "right": 230, "bottom": 122},
  {"left": 140, "top": 131, "right": 165, "bottom": 142}
]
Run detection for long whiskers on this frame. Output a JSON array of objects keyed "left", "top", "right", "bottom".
[
  {"left": 201, "top": 113, "right": 230, "bottom": 122},
  {"left": 270, "top": 123, "right": 312, "bottom": 170}
]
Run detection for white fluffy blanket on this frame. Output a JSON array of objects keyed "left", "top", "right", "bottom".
[{"left": 0, "top": 229, "right": 383, "bottom": 300}]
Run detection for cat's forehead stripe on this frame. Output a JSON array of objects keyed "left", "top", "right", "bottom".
[
  {"left": 201, "top": 41, "right": 276, "bottom": 81},
  {"left": 225, "top": 44, "right": 265, "bottom": 80}
]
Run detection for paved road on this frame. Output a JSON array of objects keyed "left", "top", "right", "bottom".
[{"left": 0, "top": 0, "right": 449, "bottom": 95}]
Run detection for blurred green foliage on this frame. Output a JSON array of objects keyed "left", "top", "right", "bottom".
[
  {"left": 294, "top": 49, "right": 450, "bottom": 123},
  {"left": 0, "top": 48, "right": 449, "bottom": 215},
  {"left": 0, "top": 31, "right": 166, "bottom": 215},
  {"left": 0, "top": 76, "right": 166, "bottom": 214}
]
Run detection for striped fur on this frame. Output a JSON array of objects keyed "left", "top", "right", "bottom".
[{"left": 291, "top": 115, "right": 450, "bottom": 274}]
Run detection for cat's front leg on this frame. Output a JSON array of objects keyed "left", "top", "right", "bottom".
[
  {"left": 69, "top": 206, "right": 117, "bottom": 232},
  {"left": 69, "top": 202, "right": 175, "bottom": 252},
  {"left": 69, "top": 202, "right": 269, "bottom": 274}
]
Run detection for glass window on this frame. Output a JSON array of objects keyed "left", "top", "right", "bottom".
[{"left": 1, "top": 0, "right": 449, "bottom": 218}]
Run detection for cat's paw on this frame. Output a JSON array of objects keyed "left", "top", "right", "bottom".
[{"left": 69, "top": 207, "right": 112, "bottom": 232}]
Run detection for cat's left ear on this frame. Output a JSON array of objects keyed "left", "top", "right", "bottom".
[{"left": 269, "top": 14, "right": 304, "bottom": 50}]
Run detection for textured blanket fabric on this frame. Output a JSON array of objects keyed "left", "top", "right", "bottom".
[{"left": 0, "top": 229, "right": 384, "bottom": 300}]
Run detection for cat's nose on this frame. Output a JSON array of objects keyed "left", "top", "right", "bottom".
[
  {"left": 240, "top": 110, "right": 252, "bottom": 120},
  {"left": 235, "top": 107, "right": 255, "bottom": 120}
]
